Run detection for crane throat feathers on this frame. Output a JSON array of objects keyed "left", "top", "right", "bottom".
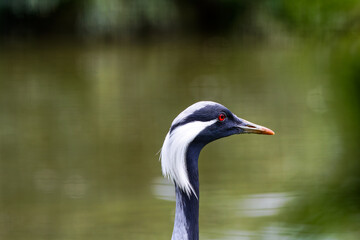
[{"left": 160, "top": 119, "right": 217, "bottom": 197}]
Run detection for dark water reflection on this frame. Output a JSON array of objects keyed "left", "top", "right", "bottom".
[{"left": 0, "top": 39, "right": 358, "bottom": 239}]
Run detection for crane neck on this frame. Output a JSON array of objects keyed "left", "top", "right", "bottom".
[{"left": 172, "top": 142, "right": 205, "bottom": 240}]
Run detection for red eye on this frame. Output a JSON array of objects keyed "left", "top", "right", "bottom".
[{"left": 218, "top": 113, "right": 226, "bottom": 122}]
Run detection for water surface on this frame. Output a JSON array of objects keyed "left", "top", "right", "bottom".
[{"left": 0, "top": 39, "right": 357, "bottom": 239}]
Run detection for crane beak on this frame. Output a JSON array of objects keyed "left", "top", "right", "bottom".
[{"left": 237, "top": 118, "right": 275, "bottom": 135}]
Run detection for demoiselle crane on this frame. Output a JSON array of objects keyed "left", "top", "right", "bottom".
[{"left": 160, "top": 101, "right": 274, "bottom": 240}]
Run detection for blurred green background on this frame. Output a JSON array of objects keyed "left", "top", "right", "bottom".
[{"left": 0, "top": 0, "right": 360, "bottom": 239}]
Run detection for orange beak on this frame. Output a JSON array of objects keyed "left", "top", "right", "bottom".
[{"left": 238, "top": 119, "right": 275, "bottom": 135}]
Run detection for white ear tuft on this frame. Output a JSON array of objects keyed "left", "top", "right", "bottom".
[{"left": 160, "top": 120, "right": 216, "bottom": 197}]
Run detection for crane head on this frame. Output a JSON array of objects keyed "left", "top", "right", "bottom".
[{"left": 160, "top": 101, "right": 274, "bottom": 196}]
